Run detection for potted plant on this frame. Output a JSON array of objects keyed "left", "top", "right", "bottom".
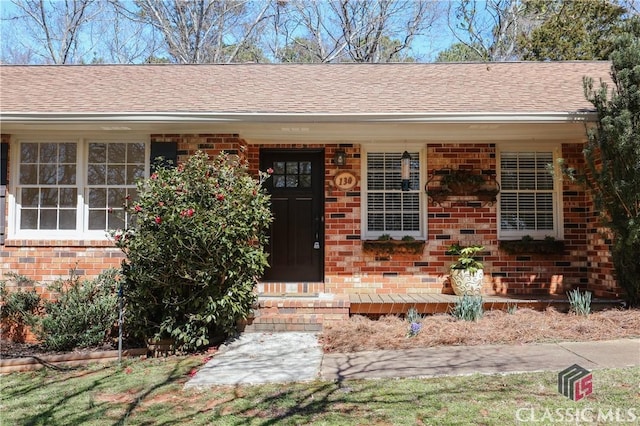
[{"left": 448, "top": 244, "right": 484, "bottom": 296}]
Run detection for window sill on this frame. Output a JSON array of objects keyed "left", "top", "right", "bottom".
[{"left": 3, "top": 239, "right": 117, "bottom": 248}]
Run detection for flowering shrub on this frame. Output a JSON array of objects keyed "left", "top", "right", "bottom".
[{"left": 112, "top": 151, "right": 272, "bottom": 351}]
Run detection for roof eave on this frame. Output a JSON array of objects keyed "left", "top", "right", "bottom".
[{"left": 0, "top": 111, "right": 598, "bottom": 125}]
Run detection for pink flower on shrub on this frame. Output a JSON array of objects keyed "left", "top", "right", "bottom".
[
  {"left": 180, "top": 208, "right": 194, "bottom": 218},
  {"left": 267, "top": 168, "right": 274, "bottom": 174},
  {"left": 150, "top": 173, "right": 158, "bottom": 180},
  {"left": 216, "top": 194, "right": 224, "bottom": 201},
  {"left": 158, "top": 201, "right": 164, "bottom": 207},
  {"left": 155, "top": 216, "right": 162, "bottom": 224},
  {"left": 134, "top": 205, "right": 142, "bottom": 212}
]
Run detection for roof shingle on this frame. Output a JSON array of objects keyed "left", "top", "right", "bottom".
[{"left": 0, "top": 62, "right": 613, "bottom": 115}]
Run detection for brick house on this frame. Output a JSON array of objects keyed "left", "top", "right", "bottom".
[{"left": 0, "top": 62, "right": 622, "bottom": 325}]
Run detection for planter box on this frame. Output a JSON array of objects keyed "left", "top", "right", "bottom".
[
  {"left": 499, "top": 239, "right": 565, "bottom": 255},
  {"left": 362, "top": 240, "right": 426, "bottom": 255}
]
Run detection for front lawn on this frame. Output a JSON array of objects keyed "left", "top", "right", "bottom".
[{"left": 1, "top": 356, "right": 638, "bottom": 425}]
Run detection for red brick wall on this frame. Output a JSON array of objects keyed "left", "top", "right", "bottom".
[{"left": 0, "top": 133, "right": 624, "bottom": 298}]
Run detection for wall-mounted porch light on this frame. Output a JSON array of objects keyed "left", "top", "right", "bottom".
[
  {"left": 401, "top": 151, "right": 411, "bottom": 191},
  {"left": 334, "top": 149, "right": 347, "bottom": 167}
]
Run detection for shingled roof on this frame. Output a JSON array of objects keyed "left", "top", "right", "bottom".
[{"left": 0, "top": 62, "right": 612, "bottom": 116}]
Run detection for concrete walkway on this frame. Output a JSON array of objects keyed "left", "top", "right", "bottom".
[{"left": 185, "top": 334, "right": 640, "bottom": 388}]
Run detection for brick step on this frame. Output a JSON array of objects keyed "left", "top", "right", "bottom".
[{"left": 242, "top": 294, "right": 350, "bottom": 333}]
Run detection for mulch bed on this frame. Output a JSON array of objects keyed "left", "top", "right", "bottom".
[{"left": 320, "top": 308, "right": 640, "bottom": 353}]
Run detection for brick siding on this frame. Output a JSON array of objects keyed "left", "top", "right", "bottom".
[{"left": 0, "top": 134, "right": 623, "bottom": 299}]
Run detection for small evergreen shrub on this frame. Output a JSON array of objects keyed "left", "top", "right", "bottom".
[
  {"left": 34, "top": 269, "right": 119, "bottom": 351},
  {"left": 450, "top": 295, "right": 484, "bottom": 321},
  {"left": 0, "top": 274, "right": 41, "bottom": 341},
  {"left": 567, "top": 289, "right": 592, "bottom": 316}
]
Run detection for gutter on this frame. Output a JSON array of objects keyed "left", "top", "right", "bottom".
[{"left": 0, "top": 111, "right": 599, "bottom": 124}]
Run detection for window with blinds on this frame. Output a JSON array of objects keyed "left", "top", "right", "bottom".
[
  {"left": 365, "top": 151, "right": 422, "bottom": 238},
  {"left": 499, "top": 151, "right": 559, "bottom": 238}
]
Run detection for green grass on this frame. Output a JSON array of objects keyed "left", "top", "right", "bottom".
[{"left": 1, "top": 356, "right": 638, "bottom": 425}]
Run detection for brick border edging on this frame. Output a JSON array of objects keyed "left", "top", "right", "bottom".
[{"left": 0, "top": 348, "right": 148, "bottom": 373}]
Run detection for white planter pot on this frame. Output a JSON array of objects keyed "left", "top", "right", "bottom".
[{"left": 450, "top": 269, "right": 484, "bottom": 296}]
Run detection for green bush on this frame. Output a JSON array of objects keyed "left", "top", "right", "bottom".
[
  {"left": 450, "top": 295, "right": 484, "bottom": 321},
  {"left": 34, "top": 269, "right": 119, "bottom": 351},
  {"left": 0, "top": 274, "right": 41, "bottom": 339},
  {"left": 113, "top": 151, "right": 272, "bottom": 351}
]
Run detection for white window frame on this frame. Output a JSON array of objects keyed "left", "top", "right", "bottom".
[
  {"left": 361, "top": 144, "right": 426, "bottom": 240},
  {"left": 497, "top": 143, "right": 564, "bottom": 240},
  {"left": 8, "top": 134, "right": 150, "bottom": 241}
]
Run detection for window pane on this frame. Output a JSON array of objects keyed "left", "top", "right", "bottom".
[
  {"left": 39, "top": 164, "right": 57, "bottom": 184},
  {"left": 300, "top": 161, "right": 311, "bottom": 174},
  {"left": 60, "top": 188, "right": 77, "bottom": 207},
  {"left": 108, "top": 188, "right": 126, "bottom": 208},
  {"left": 89, "top": 188, "right": 107, "bottom": 208},
  {"left": 107, "top": 165, "right": 126, "bottom": 185},
  {"left": 21, "top": 188, "right": 39, "bottom": 207},
  {"left": 285, "top": 175, "right": 298, "bottom": 187},
  {"left": 286, "top": 162, "right": 298, "bottom": 174},
  {"left": 368, "top": 213, "right": 384, "bottom": 231},
  {"left": 108, "top": 143, "right": 126, "bottom": 163},
  {"left": 518, "top": 172, "right": 535, "bottom": 190},
  {"left": 58, "top": 143, "right": 76, "bottom": 163},
  {"left": 501, "top": 171, "right": 517, "bottom": 190},
  {"left": 59, "top": 210, "right": 76, "bottom": 229},
  {"left": 367, "top": 193, "right": 384, "bottom": 211},
  {"left": 299, "top": 175, "right": 311, "bottom": 188},
  {"left": 21, "top": 143, "right": 38, "bottom": 163},
  {"left": 21, "top": 209, "right": 38, "bottom": 229},
  {"left": 87, "top": 164, "right": 106, "bottom": 185},
  {"left": 127, "top": 143, "right": 145, "bottom": 162},
  {"left": 384, "top": 171, "right": 401, "bottom": 191},
  {"left": 385, "top": 193, "right": 401, "bottom": 210},
  {"left": 89, "top": 210, "right": 107, "bottom": 230},
  {"left": 108, "top": 210, "right": 125, "bottom": 230},
  {"left": 537, "top": 172, "right": 553, "bottom": 190},
  {"left": 385, "top": 214, "right": 402, "bottom": 231},
  {"left": 19, "top": 164, "right": 37, "bottom": 184},
  {"left": 40, "top": 188, "right": 58, "bottom": 207},
  {"left": 273, "top": 175, "right": 285, "bottom": 188},
  {"left": 40, "top": 210, "right": 57, "bottom": 230},
  {"left": 402, "top": 193, "right": 419, "bottom": 210},
  {"left": 273, "top": 162, "right": 285, "bottom": 174},
  {"left": 89, "top": 143, "right": 107, "bottom": 163},
  {"left": 58, "top": 165, "right": 76, "bottom": 185},
  {"left": 127, "top": 165, "right": 145, "bottom": 184},
  {"left": 367, "top": 172, "right": 384, "bottom": 190},
  {"left": 39, "top": 143, "right": 57, "bottom": 163},
  {"left": 538, "top": 213, "right": 554, "bottom": 230},
  {"left": 403, "top": 214, "right": 420, "bottom": 231}
]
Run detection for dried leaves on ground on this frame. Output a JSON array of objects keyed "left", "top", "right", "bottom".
[{"left": 320, "top": 308, "right": 640, "bottom": 353}]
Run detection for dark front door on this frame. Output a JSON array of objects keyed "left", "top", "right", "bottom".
[{"left": 261, "top": 150, "right": 324, "bottom": 282}]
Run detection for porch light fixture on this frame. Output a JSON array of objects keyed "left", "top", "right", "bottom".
[
  {"left": 334, "top": 149, "right": 347, "bottom": 167},
  {"left": 401, "top": 151, "right": 411, "bottom": 191}
]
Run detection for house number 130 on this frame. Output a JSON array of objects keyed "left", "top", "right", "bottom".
[{"left": 333, "top": 171, "right": 357, "bottom": 190}]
